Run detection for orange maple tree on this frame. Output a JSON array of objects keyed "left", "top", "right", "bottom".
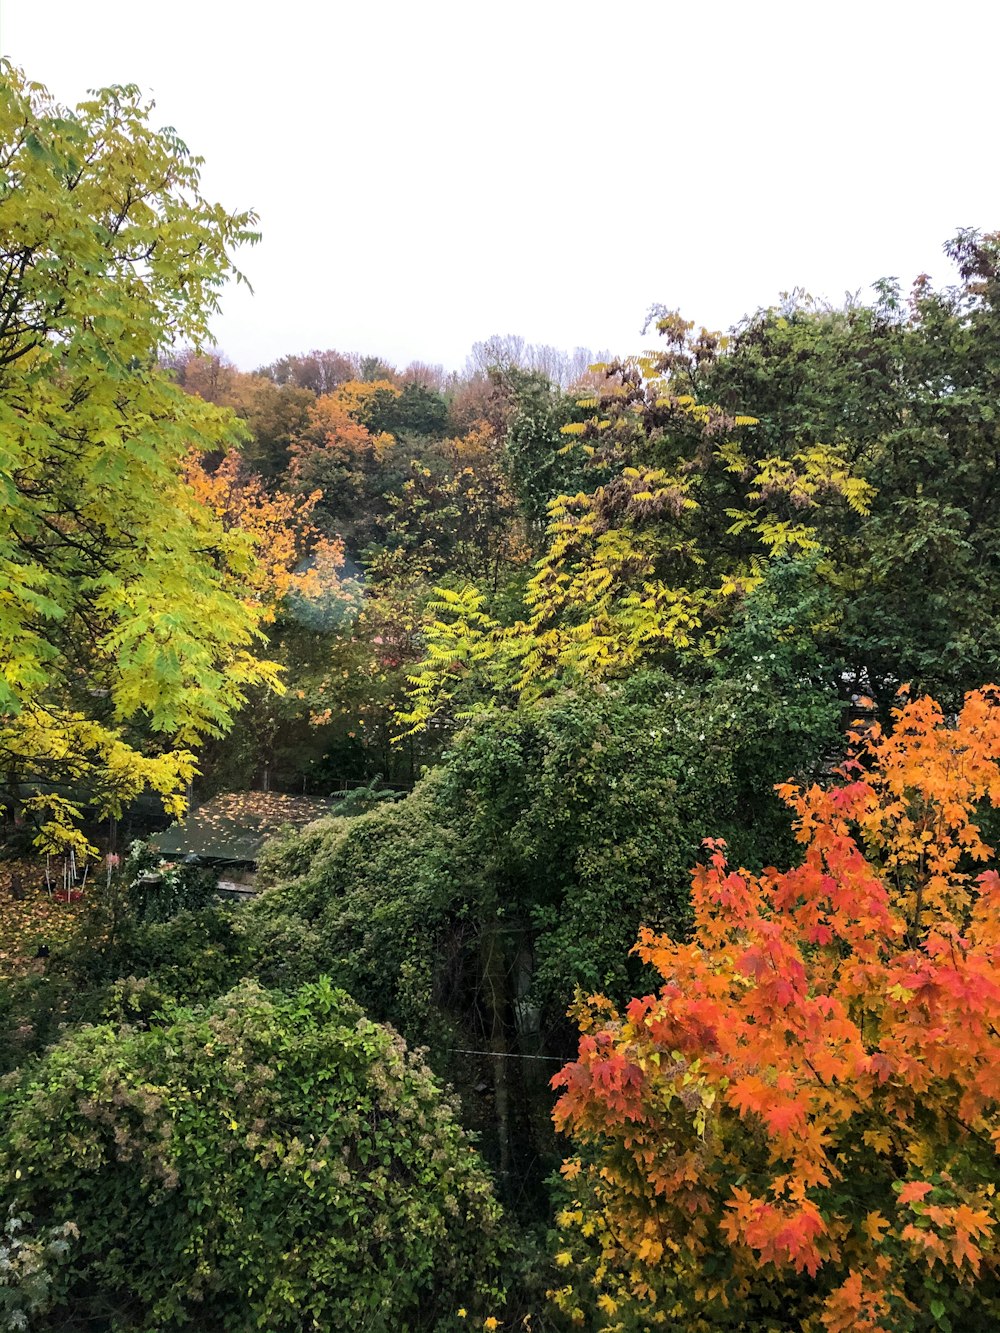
[
  {"left": 184, "top": 450, "right": 350, "bottom": 620},
  {"left": 287, "top": 379, "right": 398, "bottom": 483},
  {"left": 551, "top": 689, "right": 1000, "bottom": 1332}
]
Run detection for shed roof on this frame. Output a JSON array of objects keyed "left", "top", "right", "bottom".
[{"left": 152, "top": 791, "right": 338, "bottom": 864}]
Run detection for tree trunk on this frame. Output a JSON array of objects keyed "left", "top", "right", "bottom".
[{"left": 6, "top": 768, "right": 24, "bottom": 827}]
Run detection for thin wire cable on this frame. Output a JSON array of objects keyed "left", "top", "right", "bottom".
[{"left": 447, "top": 1047, "right": 566, "bottom": 1063}]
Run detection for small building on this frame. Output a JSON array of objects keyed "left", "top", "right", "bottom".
[{"left": 152, "top": 791, "right": 338, "bottom": 898}]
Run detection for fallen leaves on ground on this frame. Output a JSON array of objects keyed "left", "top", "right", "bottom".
[{"left": 0, "top": 858, "right": 85, "bottom": 977}]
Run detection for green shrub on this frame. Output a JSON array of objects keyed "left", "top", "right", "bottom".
[
  {"left": 243, "top": 774, "right": 471, "bottom": 1039},
  {"left": 234, "top": 908, "right": 330, "bottom": 992},
  {"left": 0, "top": 1205, "right": 77, "bottom": 1329},
  {"left": 436, "top": 656, "right": 840, "bottom": 1022},
  {"left": 255, "top": 816, "right": 334, "bottom": 891},
  {"left": 0, "top": 979, "right": 506, "bottom": 1332},
  {"left": 124, "top": 841, "right": 217, "bottom": 923},
  {"left": 0, "top": 906, "right": 248, "bottom": 1074}
]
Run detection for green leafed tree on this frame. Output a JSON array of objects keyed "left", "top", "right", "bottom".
[
  {"left": 0, "top": 64, "right": 280, "bottom": 851},
  {"left": 399, "top": 327, "right": 871, "bottom": 737},
  {"left": 702, "top": 231, "right": 1000, "bottom": 711}
]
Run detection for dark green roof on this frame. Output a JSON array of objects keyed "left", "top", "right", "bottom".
[{"left": 152, "top": 792, "right": 338, "bottom": 864}]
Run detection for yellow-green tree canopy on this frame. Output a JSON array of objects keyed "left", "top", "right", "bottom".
[
  {"left": 399, "top": 320, "right": 872, "bottom": 736},
  {"left": 0, "top": 63, "right": 280, "bottom": 850}
]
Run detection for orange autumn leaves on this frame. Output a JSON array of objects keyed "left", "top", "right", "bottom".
[
  {"left": 779, "top": 689, "right": 1000, "bottom": 936},
  {"left": 551, "top": 688, "right": 1000, "bottom": 1332},
  {"left": 184, "top": 450, "right": 352, "bottom": 622},
  {"left": 184, "top": 380, "right": 392, "bottom": 650},
  {"left": 288, "top": 379, "right": 399, "bottom": 482}
]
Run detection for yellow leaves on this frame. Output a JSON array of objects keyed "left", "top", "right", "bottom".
[
  {"left": 559, "top": 417, "right": 610, "bottom": 439},
  {"left": 371, "top": 430, "right": 396, "bottom": 462},
  {"left": 21, "top": 800, "right": 93, "bottom": 858},
  {"left": 394, "top": 585, "right": 506, "bottom": 738},
  {"left": 1, "top": 703, "right": 201, "bottom": 851},
  {"left": 398, "top": 343, "right": 876, "bottom": 734},
  {"left": 861, "top": 1129, "right": 894, "bottom": 1155},
  {"left": 715, "top": 571, "right": 763, "bottom": 600},
  {"left": 743, "top": 444, "right": 874, "bottom": 525},
  {"left": 862, "top": 1211, "right": 890, "bottom": 1243},
  {"left": 718, "top": 441, "right": 750, "bottom": 474},
  {"left": 332, "top": 377, "right": 400, "bottom": 422}
]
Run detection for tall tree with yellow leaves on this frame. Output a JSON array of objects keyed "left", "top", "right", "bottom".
[{"left": 0, "top": 64, "right": 280, "bottom": 850}]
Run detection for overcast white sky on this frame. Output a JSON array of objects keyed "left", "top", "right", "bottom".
[{"left": 3, "top": 0, "right": 998, "bottom": 373}]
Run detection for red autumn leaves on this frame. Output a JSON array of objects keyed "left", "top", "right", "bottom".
[{"left": 552, "top": 689, "right": 1000, "bottom": 1331}]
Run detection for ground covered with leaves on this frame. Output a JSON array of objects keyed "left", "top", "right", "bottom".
[{"left": 0, "top": 860, "right": 84, "bottom": 978}]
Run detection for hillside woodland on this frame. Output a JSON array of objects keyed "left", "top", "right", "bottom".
[{"left": 4, "top": 62, "right": 1000, "bottom": 1332}]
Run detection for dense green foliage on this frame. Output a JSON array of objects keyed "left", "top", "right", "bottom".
[
  {"left": 437, "top": 659, "right": 837, "bottom": 1018},
  {"left": 0, "top": 980, "right": 505, "bottom": 1332},
  {"left": 497, "top": 367, "right": 590, "bottom": 525},
  {"left": 0, "top": 902, "right": 247, "bottom": 1075},
  {"left": 702, "top": 232, "right": 1000, "bottom": 710},
  {"left": 247, "top": 776, "right": 467, "bottom": 1037},
  {"left": 244, "top": 643, "right": 839, "bottom": 1202}
]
